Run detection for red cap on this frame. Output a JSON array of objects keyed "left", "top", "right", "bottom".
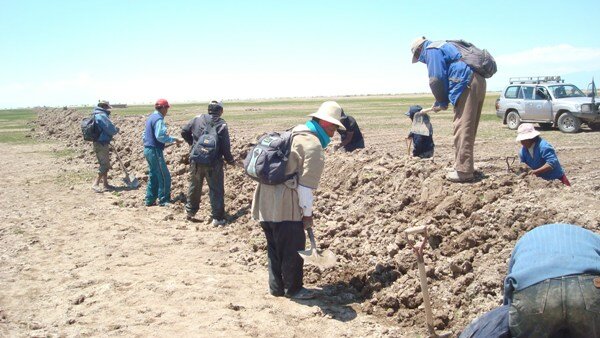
[{"left": 155, "top": 98, "right": 170, "bottom": 109}]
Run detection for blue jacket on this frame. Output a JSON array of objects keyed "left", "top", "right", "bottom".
[
  {"left": 417, "top": 40, "right": 473, "bottom": 107},
  {"left": 519, "top": 137, "right": 564, "bottom": 180},
  {"left": 503, "top": 223, "right": 600, "bottom": 305},
  {"left": 93, "top": 107, "right": 119, "bottom": 145},
  {"left": 143, "top": 111, "right": 175, "bottom": 149}
]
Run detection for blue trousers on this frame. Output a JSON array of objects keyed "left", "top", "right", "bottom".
[{"left": 144, "top": 147, "right": 171, "bottom": 206}]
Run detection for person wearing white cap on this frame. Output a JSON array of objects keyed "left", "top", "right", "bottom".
[
  {"left": 516, "top": 123, "right": 570, "bottom": 186},
  {"left": 251, "top": 101, "right": 345, "bottom": 300},
  {"left": 410, "top": 36, "right": 487, "bottom": 182}
]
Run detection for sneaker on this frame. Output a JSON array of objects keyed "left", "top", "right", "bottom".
[
  {"left": 446, "top": 170, "right": 474, "bottom": 183},
  {"left": 212, "top": 219, "right": 226, "bottom": 226},
  {"left": 286, "top": 287, "right": 315, "bottom": 300}
]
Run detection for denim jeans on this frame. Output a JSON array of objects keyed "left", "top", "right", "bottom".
[
  {"left": 260, "top": 221, "right": 305, "bottom": 297},
  {"left": 144, "top": 147, "right": 171, "bottom": 206},
  {"left": 185, "top": 162, "right": 225, "bottom": 220},
  {"left": 509, "top": 274, "right": 600, "bottom": 338}
]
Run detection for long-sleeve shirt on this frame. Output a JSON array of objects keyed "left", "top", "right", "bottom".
[
  {"left": 142, "top": 111, "right": 176, "bottom": 148},
  {"left": 417, "top": 40, "right": 473, "bottom": 108},
  {"left": 519, "top": 137, "right": 564, "bottom": 180},
  {"left": 503, "top": 223, "right": 600, "bottom": 305},
  {"left": 93, "top": 107, "right": 119, "bottom": 145}
]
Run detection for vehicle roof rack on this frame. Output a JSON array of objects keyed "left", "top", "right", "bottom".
[{"left": 509, "top": 76, "right": 565, "bottom": 84}]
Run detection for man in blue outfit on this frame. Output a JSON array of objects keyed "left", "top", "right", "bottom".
[
  {"left": 91, "top": 100, "right": 119, "bottom": 193},
  {"left": 142, "top": 98, "right": 183, "bottom": 206},
  {"left": 516, "top": 123, "right": 570, "bottom": 186},
  {"left": 504, "top": 223, "right": 600, "bottom": 337},
  {"left": 405, "top": 105, "right": 434, "bottom": 158},
  {"left": 181, "top": 100, "right": 236, "bottom": 225},
  {"left": 411, "top": 36, "right": 486, "bottom": 182}
]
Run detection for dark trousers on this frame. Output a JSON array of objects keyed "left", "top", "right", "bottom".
[
  {"left": 344, "top": 138, "right": 365, "bottom": 152},
  {"left": 260, "top": 221, "right": 306, "bottom": 296},
  {"left": 509, "top": 275, "right": 600, "bottom": 338},
  {"left": 185, "top": 162, "right": 225, "bottom": 219}
]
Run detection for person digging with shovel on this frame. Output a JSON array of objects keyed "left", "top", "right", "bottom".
[
  {"left": 91, "top": 100, "right": 119, "bottom": 193},
  {"left": 251, "top": 101, "right": 345, "bottom": 300}
]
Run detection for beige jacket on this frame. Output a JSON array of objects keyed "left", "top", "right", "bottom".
[{"left": 251, "top": 124, "right": 325, "bottom": 222}]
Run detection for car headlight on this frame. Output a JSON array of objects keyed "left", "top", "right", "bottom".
[{"left": 581, "top": 104, "right": 592, "bottom": 113}]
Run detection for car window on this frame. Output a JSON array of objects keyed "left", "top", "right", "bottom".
[
  {"left": 521, "top": 87, "right": 534, "bottom": 100},
  {"left": 535, "top": 87, "right": 549, "bottom": 100},
  {"left": 504, "top": 86, "right": 520, "bottom": 99},
  {"left": 549, "top": 85, "right": 585, "bottom": 98}
]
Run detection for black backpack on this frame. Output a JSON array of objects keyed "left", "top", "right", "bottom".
[
  {"left": 243, "top": 131, "right": 295, "bottom": 185},
  {"left": 448, "top": 39, "right": 497, "bottom": 78},
  {"left": 81, "top": 113, "right": 100, "bottom": 141},
  {"left": 190, "top": 115, "right": 220, "bottom": 165}
]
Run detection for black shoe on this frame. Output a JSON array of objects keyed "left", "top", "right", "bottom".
[{"left": 286, "top": 287, "right": 315, "bottom": 300}]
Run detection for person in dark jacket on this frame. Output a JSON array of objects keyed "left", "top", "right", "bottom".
[
  {"left": 91, "top": 100, "right": 119, "bottom": 192},
  {"left": 405, "top": 105, "right": 434, "bottom": 158},
  {"left": 142, "top": 99, "right": 183, "bottom": 206},
  {"left": 181, "top": 100, "right": 236, "bottom": 225},
  {"left": 411, "top": 36, "right": 486, "bottom": 182},
  {"left": 334, "top": 111, "right": 364, "bottom": 152}
]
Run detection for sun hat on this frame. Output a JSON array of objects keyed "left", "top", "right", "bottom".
[
  {"left": 97, "top": 100, "right": 112, "bottom": 109},
  {"left": 411, "top": 36, "right": 427, "bottom": 63},
  {"left": 516, "top": 123, "right": 541, "bottom": 141},
  {"left": 405, "top": 105, "right": 423, "bottom": 118},
  {"left": 155, "top": 98, "right": 170, "bottom": 109},
  {"left": 308, "top": 101, "right": 346, "bottom": 130}
]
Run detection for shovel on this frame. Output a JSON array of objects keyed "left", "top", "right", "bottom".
[
  {"left": 298, "top": 227, "right": 337, "bottom": 269},
  {"left": 410, "top": 108, "right": 433, "bottom": 136},
  {"left": 404, "top": 225, "right": 451, "bottom": 338},
  {"left": 111, "top": 144, "right": 140, "bottom": 189}
]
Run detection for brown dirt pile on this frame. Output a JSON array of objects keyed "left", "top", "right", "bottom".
[{"left": 33, "top": 107, "right": 600, "bottom": 334}]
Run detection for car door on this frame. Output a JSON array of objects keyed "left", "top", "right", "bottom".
[{"left": 524, "top": 86, "right": 552, "bottom": 121}]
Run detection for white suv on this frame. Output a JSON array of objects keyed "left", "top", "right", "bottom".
[{"left": 496, "top": 76, "right": 600, "bottom": 133}]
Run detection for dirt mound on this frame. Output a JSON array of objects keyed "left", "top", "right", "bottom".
[{"left": 33, "top": 107, "right": 600, "bottom": 334}]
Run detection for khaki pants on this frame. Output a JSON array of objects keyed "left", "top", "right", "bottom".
[
  {"left": 93, "top": 142, "right": 111, "bottom": 174},
  {"left": 453, "top": 73, "right": 486, "bottom": 174}
]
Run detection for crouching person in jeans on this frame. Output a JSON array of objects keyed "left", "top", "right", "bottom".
[
  {"left": 251, "top": 101, "right": 345, "bottom": 300},
  {"left": 181, "top": 100, "right": 235, "bottom": 226},
  {"left": 504, "top": 223, "right": 600, "bottom": 338}
]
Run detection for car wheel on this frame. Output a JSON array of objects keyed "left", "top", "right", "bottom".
[
  {"left": 557, "top": 112, "right": 581, "bottom": 133},
  {"left": 589, "top": 122, "right": 600, "bottom": 131},
  {"left": 538, "top": 123, "right": 553, "bottom": 130},
  {"left": 506, "top": 111, "right": 520, "bottom": 130}
]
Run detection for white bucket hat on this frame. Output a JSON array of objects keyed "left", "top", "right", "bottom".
[
  {"left": 516, "top": 123, "right": 541, "bottom": 141},
  {"left": 308, "top": 101, "right": 346, "bottom": 130},
  {"left": 411, "top": 36, "right": 427, "bottom": 63}
]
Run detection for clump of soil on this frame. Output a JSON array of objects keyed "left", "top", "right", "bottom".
[{"left": 33, "top": 107, "right": 600, "bottom": 334}]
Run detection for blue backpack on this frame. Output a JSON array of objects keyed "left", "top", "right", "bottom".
[
  {"left": 190, "top": 115, "right": 220, "bottom": 165},
  {"left": 243, "top": 131, "right": 295, "bottom": 185}
]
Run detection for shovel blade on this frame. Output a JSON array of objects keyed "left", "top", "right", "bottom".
[
  {"left": 298, "top": 248, "right": 337, "bottom": 269},
  {"left": 123, "top": 175, "right": 140, "bottom": 189}
]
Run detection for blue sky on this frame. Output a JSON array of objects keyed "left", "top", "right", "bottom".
[{"left": 1, "top": 0, "right": 599, "bottom": 108}]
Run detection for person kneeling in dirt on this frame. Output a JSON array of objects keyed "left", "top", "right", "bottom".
[
  {"left": 92, "top": 100, "right": 119, "bottom": 193},
  {"left": 181, "top": 100, "right": 236, "bottom": 226},
  {"left": 251, "top": 101, "right": 345, "bottom": 300},
  {"left": 503, "top": 223, "right": 600, "bottom": 337},
  {"left": 333, "top": 110, "right": 364, "bottom": 152},
  {"left": 405, "top": 105, "right": 434, "bottom": 158},
  {"left": 142, "top": 99, "right": 183, "bottom": 206},
  {"left": 516, "top": 123, "right": 570, "bottom": 186},
  {"left": 460, "top": 223, "right": 600, "bottom": 337}
]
